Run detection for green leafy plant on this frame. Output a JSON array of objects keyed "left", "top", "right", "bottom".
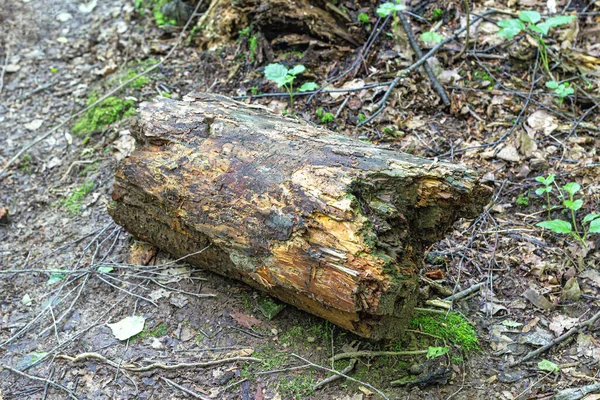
[
  {"left": 426, "top": 346, "right": 449, "bottom": 359},
  {"left": 376, "top": 0, "right": 406, "bottom": 44},
  {"left": 496, "top": 11, "right": 575, "bottom": 73},
  {"left": 56, "top": 180, "right": 95, "bottom": 215},
  {"left": 516, "top": 192, "right": 529, "bottom": 207},
  {"left": 263, "top": 63, "right": 318, "bottom": 108},
  {"left": 545, "top": 80, "right": 574, "bottom": 104},
  {"left": 432, "top": 8, "right": 444, "bottom": 21},
  {"left": 358, "top": 12, "right": 370, "bottom": 24},
  {"left": 316, "top": 107, "right": 334, "bottom": 123},
  {"left": 535, "top": 177, "right": 600, "bottom": 246},
  {"left": 357, "top": 113, "right": 366, "bottom": 123},
  {"left": 420, "top": 31, "right": 444, "bottom": 44},
  {"left": 535, "top": 174, "right": 555, "bottom": 218},
  {"left": 248, "top": 35, "right": 258, "bottom": 61}
]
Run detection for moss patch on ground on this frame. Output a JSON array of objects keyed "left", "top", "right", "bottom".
[
  {"left": 72, "top": 94, "right": 136, "bottom": 135},
  {"left": 409, "top": 311, "right": 479, "bottom": 352},
  {"left": 56, "top": 180, "right": 95, "bottom": 215}
]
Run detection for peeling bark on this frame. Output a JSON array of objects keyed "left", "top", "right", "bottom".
[{"left": 108, "top": 93, "right": 491, "bottom": 339}]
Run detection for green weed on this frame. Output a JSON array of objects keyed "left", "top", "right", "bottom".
[
  {"left": 57, "top": 180, "right": 95, "bottom": 215},
  {"left": 264, "top": 63, "right": 318, "bottom": 108}
]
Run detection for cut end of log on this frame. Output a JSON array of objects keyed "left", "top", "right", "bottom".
[{"left": 108, "top": 93, "right": 491, "bottom": 340}]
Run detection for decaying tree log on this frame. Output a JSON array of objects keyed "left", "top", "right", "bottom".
[{"left": 108, "top": 93, "right": 491, "bottom": 339}]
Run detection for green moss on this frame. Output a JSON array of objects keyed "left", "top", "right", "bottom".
[
  {"left": 19, "top": 154, "right": 33, "bottom": 174},
  {"left": 72, "top": 94, "right": 136, "bottom": 135},
  {"left": 410, "top": 311, "right": 479, "bottom": 352},
  {"left": 279, "top": 371, "right": 316, "bottom": 399},
  {"left": 57, "top": 180, "right": 95, "bottom": 215},
  {"left": 124, "top": 69, "right": 151, "bottom": 89},
  {"left": 131, "top": 322, "right": 169, "bottom": 343}
]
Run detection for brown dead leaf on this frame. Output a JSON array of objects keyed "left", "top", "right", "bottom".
[
  {"left": 562, "top": 277, "right": 582, "bottom": 301},
  {"left": 581, "top": 269, "right": 600, "bottom": 287},
  {"left": 230, "top": 311, "right": 263, "bottom": 329},
  {"left": 522, "top": 316, "right": 540, "bottom": 333},
  {"left": 523, "top": 288, "right": 554, "bottom": 311},
  {"left": 425, "top": 269, "right": 444, "bottom": 279},
  {"left": 129, "top": 242, "right": 158, "bottom": 265},
  {"left": 549, "top": 314, "right": 579, "bottom": 336}
]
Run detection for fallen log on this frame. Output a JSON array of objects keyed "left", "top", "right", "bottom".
[{"left": 108, "top": 93, "right": 491, "bottom": 339}]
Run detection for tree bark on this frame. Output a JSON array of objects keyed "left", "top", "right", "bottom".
[{"left": 108, "top": 93, "right": 491, "bottom": 339}]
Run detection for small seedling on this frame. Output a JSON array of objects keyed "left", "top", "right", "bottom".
[
  {"left": 496, "top": 11, "right": 575, "bottom": 73},
  {"left": 250, "top": 86, "right": 260, "bottom": 95},
  {"left": 316, "top": 107, "right": 334, "bottom": 123},
  {"left": 263, "top": 63, "right": 318, "bottom": 108},
  {"left": 535, "top": 174, "right": 555, "bottom": 218},
  {"left": 357, "top": 113, "right": 366, "bottom": 123},
  {"left": 358, "top": 12, "right": 370, "bottom": 24},
  {"left": 376, "top": 0, "right": 406, "bottom": 44},
  {"left": 248, "top": 35, "right": 258, "bottom": 61},
  {"left": 516, "top": 192, "right": 529, "bottom": 207},
  {"left": 432, "top": 8, "right": 444, "bottom": 20},
  {"left": 535, "top": 177, "right": 600, "bottom": 246},
  {"left": 545, "top": 80, "right": 574, "bottom": 105}
]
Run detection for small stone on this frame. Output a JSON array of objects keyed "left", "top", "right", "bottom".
[{"left": 150, "top": 338, "right": 164, "bottom": 349}]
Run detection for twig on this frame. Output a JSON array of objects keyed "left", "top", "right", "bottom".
[
  {"left": 399, "top": 13, "right": 450, "bottom": 106},
  {"left": 233, "top": 81, "right": 393, "bottom": 100},
  {"left": 313, "top": 358, "right": 357, "bottom": 390},
  {"left": 454, "top": 0, "right": 471, "bottom": 59},
  {"left": 329, "top": 349, "right": 428, "bottom": 362},
  {"left": 0, "top": 0, "right": 206, "bottom": 177},
  {"left": 291, "top": 353, "right": 389, "bottom": 400},
  {"left": 358, "top": 10, "right": 501, "bottom": 127},
  {"left": 0, "top": 363, "right": 79, "bottom": 400},
  {"left": 57, "top": 352, "right": 261, "bottom": 372},
  {"left": 96, "top": 274, "right": 158, "bottom": 307},
  {"left": 511, "top": 309, "right": 600, "bottom": 366},
  {"left": 0, "top": 45, "right": 9, "bottom": 96},
  {"left": 443, "top": 277, "right": 494, "bottom": 302},
  {"left": 161, "top": 377, "right": 210, "bottom": 400},
  {"left": 554, "top": 383, "right": 600, "bottom": 400}
]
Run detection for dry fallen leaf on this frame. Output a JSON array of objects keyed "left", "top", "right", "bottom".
[{"left": 230, "top": 311, "right": 263, "bottom": 329}]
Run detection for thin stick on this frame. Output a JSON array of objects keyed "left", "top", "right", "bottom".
[
  {"left": 0, "top": 45, "right": 9, "bottom": 96},
  {"left": 455, "top": 0, "right": 471, "bottom": 59},
  {"left": 330, "top": 349, "right": 428, "bottom": 362},
  {"left": 57, "top": 352, "right": 261, "bottom": 372},
  {"left": 0, "top": 0, "right": 206, "bottom": 177},
  {"left": 313, "top": 358, "right": 357, "bottom": 390},
  {"left": 0, "top": 363, "right": 79, "bottom": 400},
  {"left": 291, "top": 353, "right": 389, "bottom": 400},
  {"left": 511, "top": 309, "right": 600, "bottom": 366},
  {"left": 444, "top": 277, "right": 494, "bottom": 302},
  {"left": 161, "top": 377, "right": 210, "bottom": 400}
]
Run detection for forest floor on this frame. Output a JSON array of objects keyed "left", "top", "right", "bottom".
[{"left": 1, "top": 0, "right": 600, "bottom": 399}]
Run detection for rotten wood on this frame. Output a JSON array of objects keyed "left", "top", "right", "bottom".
[{"left": 108, "top": 93, "right": 491, "bottom": 339}]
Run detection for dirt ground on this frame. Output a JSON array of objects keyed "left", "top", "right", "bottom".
[{"left": 1, "top": 0, "right": 600, "bottom": 399}]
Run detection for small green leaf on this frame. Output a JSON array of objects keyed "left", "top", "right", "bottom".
[
  {"left": 545, "top": 15, "right": 576, "bottom": 28},
  {"left": 563, "top": 182, "right": 581, "bottom": 196},
  {"left": 98, "top": 266, "right": 114, "bottom": 273},
  {"left": 426, "top": 346, "right": 449, "bottom": 359},
  {"left": 546, "top": 81, "right": 559, "bottom": 89},
  {"left": 536, "top": 219, "right": 572, "bottom": 234},
  {"left": 264, "top": 63, "right": 289, "bottom": 83},
  {"left": 47, "top": 270, "right": 66, "bottom": 285},
  {"left": 535, "top": 188, "right": 546, "bottom": 196},
  {"left": 538, "top": 359, "right": 559, "bottom": 373},
  {"left": 287, "top": 65, "right": 306, "bottom": 76},
  {"left": 502, "top": 320, "right": 523, "bottom": 327},
  {"left": 497, "top": 19, "right": 525, "bottom": 39},
  {"left": 583, "top": 214, "right": 600, "bottom": 224},
  {"left": 545, "top": 174, "right": 555, "bottom": 185},
  {"left": 535, "top": 176, "right": 546, "bottom": 183},
  {"left": 535, "top": 22, "right": 551, "bottom": 35},
  {"left": 420, "top": 31, "right": 444, "bottom": 43},
  {"left": 589, "top": 218, "right": 600, "bottom": 234},
  {"left": 563, "top": 199, "right": 583, "bottom": 211},
  {"left": 298, "top": 82, "right": 319, "bottom": 92},
  {"left": 376, "top": 2, "right": 397, "bottom": 17},
  {"left": 519, "top": 11, "right": 541, "bottom": 24}
]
